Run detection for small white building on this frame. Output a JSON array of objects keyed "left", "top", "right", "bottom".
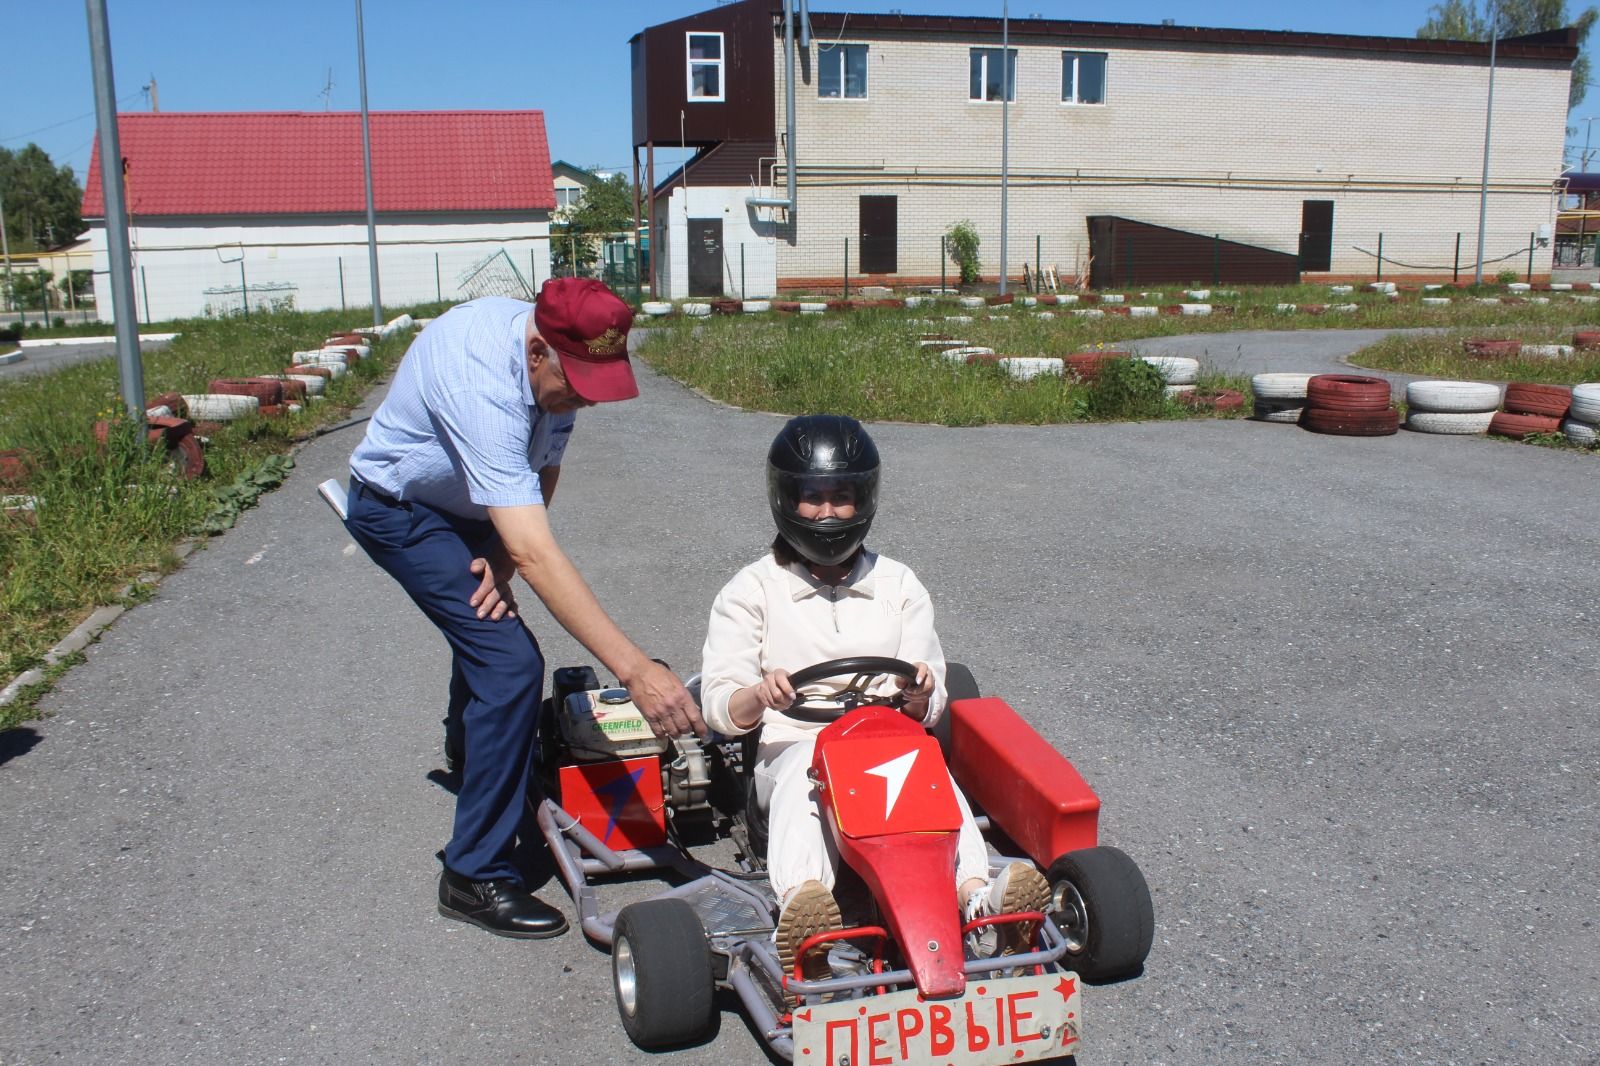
[{"left": 81, "top": 111, "right": 556, "bottom": 323}]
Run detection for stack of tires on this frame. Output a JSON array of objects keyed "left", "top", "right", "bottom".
[
  {"left": 1138, "top": 355, "right": 1200, "bottom": 396},
  {"left": 1250, "top": 373, "right": 1313, "bottom": 423},
  {"left": 1563, "top": 383, "right": 1600, "bottom": 446},
  {"left": 1488, "top": 382, "right": 1572, "bottom": 440},
  {"left": 1403, "top": 380, "right": 1501, "bottom": 435},
  {"left": 1300, "top": 374, "right": 1398, "bottom": 436}
]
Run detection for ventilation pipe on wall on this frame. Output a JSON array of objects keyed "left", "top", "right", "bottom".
[{"left": 747, "top": 0, "right": 797, "bottom": 212}]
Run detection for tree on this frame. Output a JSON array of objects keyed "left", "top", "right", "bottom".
[
  {"left": 0, "top": 144, "right": 84, "bottom": 251},
  {"left": 550, "top": 172, "right": 635, "bottom": 277},
  {"left": 1419, "top": 0, "right": 1599, "bottom": 109}
]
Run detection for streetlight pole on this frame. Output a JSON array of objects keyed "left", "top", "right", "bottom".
[
  {"left": 356, "top": 0, "right": 382, "bottom": 326},
  {"left": 0, "top": 188, "right": 14, "bottom": 323},
  {"left": 1473, "top": 5, "right": 1498, "bottom": 285},
  {"left": 998, "top": 0, "right": 1009, "bottom": 296}
]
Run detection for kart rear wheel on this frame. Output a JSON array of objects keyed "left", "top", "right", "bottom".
[
  {"left": 612, "top": 898, "right": 716, "bottom": 1048},
  {"left": 932, "top": 661, "right": 980, "bottom": 759},
  {"left": 1045, "top": 845, "right": 1154, "bottom": 984}
]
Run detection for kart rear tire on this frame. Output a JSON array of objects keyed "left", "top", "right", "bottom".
[
  {"left": 612, "top": 899, "right": 717, "bottom": 1049},
  {"left": 933, "top": 661, "right": 980, "bottom": 761},
  {"left": 1046, "top": 845, "right": 1154, "bottom": 984}
]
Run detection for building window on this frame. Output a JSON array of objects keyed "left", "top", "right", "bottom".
[
  {"left": 556, "top": 187, "right": 581, "bottom": 209},
  {"left": 687, "top": 32, "right": 724, "bottom": 101},
  {"left": 969, "top": 47, "right": 1016, "bottom": 102},
  {"left": 1061, "top": 51, "right": 1107, "bottom": 105},
  {"left": 819, "top": 43, "right": 868, "bottom": 99}
]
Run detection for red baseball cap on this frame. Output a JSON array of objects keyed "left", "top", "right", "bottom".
[{"left": 533, "top": 277, "right": 638, "bottom": 403}]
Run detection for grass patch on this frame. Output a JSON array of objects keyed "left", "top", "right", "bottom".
[
  {"left": 1349, "top": 326, "right": 1600, "bottom": 384},
  {"left": 0, "top": 306, "right": 418, "bottom": 728},
  {"left": 637, "top": 310, "right": 1249, "bottom": 426}
]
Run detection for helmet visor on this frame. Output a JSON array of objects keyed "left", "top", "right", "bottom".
[{"left": 768, "top": 468, "right": 879, "bottom": 524}]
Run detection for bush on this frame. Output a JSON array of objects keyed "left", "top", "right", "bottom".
[
  {"left": 1081, "top": 356, "right": 1166, "bottom": 420},
  {"left": 946, "top": 221, "right": 982, "bottom": 285},
  {"left": 1496, "top": 267, "right": 1519, "bottom": 285}
]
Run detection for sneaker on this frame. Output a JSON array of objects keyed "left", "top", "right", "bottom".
[
  {"left": 775, "top": 880, "right": 844, "bottom": 991},
  {"left": 965, "top": 861, "right": 1051, "bottom": 955}
]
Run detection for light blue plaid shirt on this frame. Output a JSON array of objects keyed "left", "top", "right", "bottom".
[{"left": 349, "top": 297, "right": 575, "bottom": 519}]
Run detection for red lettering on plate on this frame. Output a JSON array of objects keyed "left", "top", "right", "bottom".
[
  {"left": 965, "top": 1001, "right": 991, "bottom": 1052},
  {"left": 825, "top": 1019, "right": 858, "bottom": 1066},
  {"left": 1008, "top": 989, "right": 1041, "bottom": 1044},
  {"left": 867, "top": 1013, "right": 893, "bottom": 1066},
  {"left": 995, "top": 995, "right": 1008, "bottom": 1046},
  {"left": 896, "top": 1008, "right": 925, "bottom": 1059},
  {"left": 929, "top": 1004, "right": 955, "bottom": 1055}
]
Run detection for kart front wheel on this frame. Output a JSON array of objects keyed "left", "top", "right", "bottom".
[
  {"left": 1045, "top": 845, "right": 1154, "bottom": 984},
  {"left": 612, "top": 898, "right": 716, "bottom": 1048}
]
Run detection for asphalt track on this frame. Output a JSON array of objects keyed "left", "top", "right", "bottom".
[
  {"left": 2, "top": 328, "right": 1596, "bottom": 1065},
  {"left": 0, "top": 339, "right": 173, "bottom": 381}
]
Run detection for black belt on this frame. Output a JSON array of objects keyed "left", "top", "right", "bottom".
[{"left": 353, "top": 478, "right": 409, "bottom": 509}]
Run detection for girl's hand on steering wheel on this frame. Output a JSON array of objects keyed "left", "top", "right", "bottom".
[
  {"left": 755, "top": 668, "right": 797, "bottom": 711},
  {"left": 897, "top": 662, "right": 934, "bottom": 721}
]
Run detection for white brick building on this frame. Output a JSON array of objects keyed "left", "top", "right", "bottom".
[{"left": 630, "top": 2, "right": 1576, "bottom": 296}]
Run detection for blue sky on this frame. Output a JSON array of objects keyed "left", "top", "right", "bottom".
[{"left": 3, "top": 0, "right": 1594, "bottom": 186}]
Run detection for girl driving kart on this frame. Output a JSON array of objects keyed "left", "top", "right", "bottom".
[{"left": 699, "top": 414, "right": 1050, "bottom": 985}]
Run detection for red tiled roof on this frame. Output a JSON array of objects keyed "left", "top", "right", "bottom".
[{"left": 82, "top": 111, "right": 555, "bottom": 218}]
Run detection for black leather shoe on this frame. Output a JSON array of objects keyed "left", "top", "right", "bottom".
[{"left": 437, "top": 867, "right": 569, "bottom": 939}]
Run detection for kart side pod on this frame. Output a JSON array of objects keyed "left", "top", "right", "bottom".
[{"left": 947, "top": 697, "right": 1101, "bottom": 867}]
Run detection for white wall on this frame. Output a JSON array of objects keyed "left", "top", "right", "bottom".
[
  {"left": 656, "top": 186, "right": 779, "bottom": 300},
  {"left": 86, "top": 213, "right": 551, "bottom": 323}
]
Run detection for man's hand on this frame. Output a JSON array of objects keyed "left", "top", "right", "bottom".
[
  {"left": 754, "top": 669, "right": 796, "bottom": 712},
  {"left": 624, "top": 660, "right": 707, "bottom": 738},
  {"left": 468, "top": 556, "right": 518, "bottom": 621},
  {"left": 896, "top": 661, "right": 935, "bottom": 722}
]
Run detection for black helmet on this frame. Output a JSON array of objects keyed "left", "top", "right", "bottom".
[{"left": 767, "top": 414, "right": 880, "bottom": 567}]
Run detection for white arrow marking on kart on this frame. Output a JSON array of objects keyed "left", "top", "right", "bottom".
[{"left": 864, "top": 749, "right": 920, "bottom": 820}]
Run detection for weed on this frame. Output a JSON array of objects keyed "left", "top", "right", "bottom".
[
  {"left": 945, "top": 222, "right": 982, "bottom": 285},
  {"left": 1082, "top": 356, "right": 1167, "bottom": 420}
]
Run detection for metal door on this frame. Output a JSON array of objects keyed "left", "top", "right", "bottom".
[
  {"left": 859, "top": 196, "right": 898, "bottom": 274},
  {"left": 688, "top": 218, "right": 724, "bottom": 297},
  {"left": 1299, "top": 201, "right": 1334, "bottom": 273}
]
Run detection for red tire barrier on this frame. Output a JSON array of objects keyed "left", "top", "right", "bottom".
[
  {"left": 147, "top": 415, "right": 205, "bottom": 479},
  {"left": 773, "top": 301, "right": 801, "bottom": 313},
  {"left": 964, "top": 352, "right": 1005, "bottom": 365},
  {"left": 1036, "top": 295, "right": 1059, "bottom": 305},
  {"left": 709, "top": 299, "right": 742, "bottom": 316},
  {"left": 287, "top": 364, "right": 334, "bottom": 379},
  {"left": 192, "top": 421, "right": 224, "bottom": 436},
  {"left": 1574, "top": 331, "right": 1600, "bottom": 349},
  {"left": 986, "top": 293, "right": 1015, "bottom": 306},
  {"left": 1502, "top": 382, "right": 1572, "bottom": 418},
  {"left": 0, "top": 448, "right": 34, "bottom": 490},
  {"left": 146, "top": 391, "right": 188, "bottom": 418},
  {"left": 1177, "top": 388, "right": 1246, "bottom": 412},
  {"left": 1300, "top": 304, "right": 1328, "bottom": 315},
  {"left": 273, "top": 377, "right": 308, "bottom": 403},
  {"left": 1062, "top": 351, "right": 1129, "bottom": 382},
  {"left": 1488, "top": 411, "right": 1563, "bottom": 439},
  {"left": 1300, "top": 407, "right": 1400, "bottom": 436},
  {"left": 825, "top": 299, "right": 851, "bottom": 311},
  {"left": 1464, "top": 339, "right": 1522, "bottom": 358},
  {"left": 257, "top": 404, "right": 289, "bottom": 418},
  {"left": 1306, "top": 374, "right": 1392, "bottom": 411},
  {"left": 327, "top": 333, "right": 365, "bottom": 345},
  {"left": 209, "top": 378, "right": 285, "bottom": 406}
]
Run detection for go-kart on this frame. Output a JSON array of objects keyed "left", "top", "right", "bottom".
[{"left": 532, "top": 656, "right": 1153, "bottom": 1065}]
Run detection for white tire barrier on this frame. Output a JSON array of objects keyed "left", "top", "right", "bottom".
[
  {"left": 1529, "top": 297, "right": 1551, "bottom": 305},
  {"left": 742, "top": 300, "right": 771, "bottom": 313},
  {"left": 1139, "top": 355, "right": 1199, "bottom": 385},
  {"left": 1329, "top": 285, "right": 1353, "bottom": 295},
  {"left": 1522, "top": 344, "right": 1574, "bottom": 359},
  {"left": 943, "top": 315, "right": 974, "bottom": 324},
  {"left": 1253, "top": 400, "right": 1306, "bottom": 423},
  {"left": 641, "top": 301, "right": 673, "bottom": 316},
  {"left": 1130, "top": 306, "right": 1158, "bottom": 317},
  {"left": 1550, "top": 283, "right": 1574, "bottom": 291},
  {"left": 1423, "top": 283, "right": 1445, "bottom": 291},
  {"left": 1000, "top": 357, "right": 1064, "bottom": 380},
  {"left": 1561, "top": 418, "right": 1599, "bottom": 446},
  {"left": 1507, "top": 282, "right": 1531, "bottom": 292},
  {"left": 1275, "top": 303, "right": 1298, "bottom": 312},
  {"left": 144, "top": 405, "right": 173, "bottom": 420},
  {"left": 1071, "top": 309, "right": 1105, "bottom": 317},
  {"left": 1330, "top": 303, "right": 1359, "bottom": 313},
  {"left": 1421, "top": 297, "right": 1452, "bottom": 306},
  {"left": 1055, "top": 294, "right": 1080, "bottom": 304},
  {"left": 1164, "top": 383, "right": 1198, "bottom": 396},
  {"left": 1405, "top": 410, "right": 1495, "bottom": 434},
  {"left": 1251, "top": 373, "right": 1313, "bottom": 400},
  {"left": 1179, "top": 303, "right": 1212, "bottom": 316},
  {"left": 682, "top": 302, "right": 712, "bottom": 317},
  {"left": 904, "top": 296, "right": 928, "bottom": 308},
  {"left": 918, "top": 338, "right": 969, "bottom": 349},
  {"left": 286, "top": 373, "right": 327, "bottom": 396},
  {"left": 1404, "top": 380, "right": 1502, "bottom": 413},
  {"left": 945, "top": 346, "right": 996, "bottom": 358},
  {"left": 799, "top": 302, "right": 827, "bottom": 314},
  {"left": 1475, "top": 297, "right": 1503, "bottom": 305},
  {"left": 1101, "top": 294, "right": 1125, "bottom": 304},
  {"left": 1575, "top": 295, "right": 1600, "bottom": 303},
  {"left": 958, "top": 296, "right": 985, "bottom": 308},
  {"left": 1036, "top": 311, "right": 1056, "bottom": 320},
  {"left": 300, "top": 358, "right": 348, "bottom": 377},
  {"left": 1368, "top": 282, "right": 1396, "bottom": 293},
  {"left": 1570, "top": 383, "right": 1600, "bottom": 423},
  {"left": 1184, "top": 289, "right": 1211, "bottom": 300},
  {"left": 1018, "top": 296, "right": 1037, "bottom": 307},
  {"left": 183, "top": 393, "right": 260, "bottom": 421}
]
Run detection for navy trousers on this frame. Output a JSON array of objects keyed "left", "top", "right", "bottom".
[{"left": 345, "top": 482, "right": 544, "bottom": 883}]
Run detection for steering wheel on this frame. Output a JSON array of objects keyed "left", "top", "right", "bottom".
[{"left": 780, "top": 656, "right": 921, "bottom": 723}]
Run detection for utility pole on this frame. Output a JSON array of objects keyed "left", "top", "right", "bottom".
[
  {"left": 356, "top": 0, "right": 382, "bottom": 326},
  {"left": 148, "top": 75, "right": 158, "bottom": 112},
  {"left": 86, "top": 0, "right": 145, "bottom": 424},
  {"left": 999, "top": 0, "right": 1010, "bottom": 296},
  {"left": 0, "top": 188, "right": 14, "bottom": 322},
  {"left": 1474, "top": 4, "right": 1498, "bottom": 284}
]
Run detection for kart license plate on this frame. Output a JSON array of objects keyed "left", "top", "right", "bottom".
[{"left": 791, "top": 971, "right": 1081, "bottom": 1066}]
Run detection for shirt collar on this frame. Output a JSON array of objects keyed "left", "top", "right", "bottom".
[{"left": 784, "top": 551, "right": 878, "bottom": 601}]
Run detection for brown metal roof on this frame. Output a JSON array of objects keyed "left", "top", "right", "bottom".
[
  {"left": 652, "top": 139, "right": 777, "bottom": 200},
  {"left": 804, "top": 11, "right": 1579, "bottom": 62}
]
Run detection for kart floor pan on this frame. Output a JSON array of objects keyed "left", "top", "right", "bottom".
[{"left": 677, "top": 876, "right": 774, "bottom": 937}]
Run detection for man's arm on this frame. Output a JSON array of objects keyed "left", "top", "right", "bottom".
[
  {"left": 538, "top": 464, "right": 560, "bottom": 506},
  {"left": 469, "top": 465, "right": 559, "bottom": 618},
  {"left": 487, "top": 502, "right": 704, "bottom": 737}
]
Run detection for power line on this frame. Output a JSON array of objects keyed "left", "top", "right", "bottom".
[{"left": 1, "top": 91, "right": 142, "bottom": 145}]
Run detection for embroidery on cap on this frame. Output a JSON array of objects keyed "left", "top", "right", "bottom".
[{"left": 586, "top": 327, "right": 626, "bottom": 355}]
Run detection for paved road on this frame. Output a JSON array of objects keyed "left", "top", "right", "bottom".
[
  {"left": 0, "top": 339, "right": 172, "bottom": 381},
  {"left": 2, "top": 329, "right": 1597, "bottom": 1065}
]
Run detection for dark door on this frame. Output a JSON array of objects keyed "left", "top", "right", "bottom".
[
  {"left": 859, "top": 196, "right": 898, "bottom": 274},
  {"left": 1299, "top": 200, "right": 1334, "bottom": 273},
  {"left": 1086, "top": 216, "right": 1116, "bottom": 289},
  {"left": 688, "top": 218, "right": 723, "bottom": 297}
]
